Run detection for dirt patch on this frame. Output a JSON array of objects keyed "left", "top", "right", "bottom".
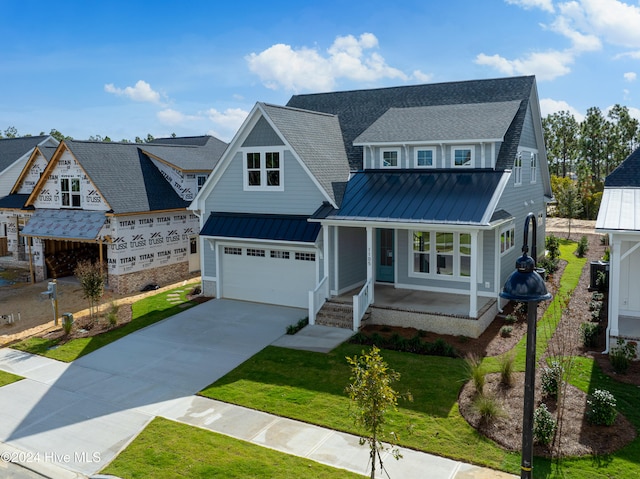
[{"left": 0, "top": 269, "right": 204, "bottom": 346}]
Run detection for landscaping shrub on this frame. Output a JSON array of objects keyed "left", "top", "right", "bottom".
[
  {"left": 533, "top": 403, "right": 557, "bottom": 446},
  {"left": 590, "top": 307, "right": 603, "bottom": 322},
  {"left": 609, "top": 338, "right": 637, "bottom": 374},
  {"left": 591, "top": 292, "right": 605, "bottom": 302},
  {"left": 62, "top": 314, "right": 74, "bottom": 336},
  {"left": 106, "top": 301, "right": 119, "bottom": 327},
  {"left": 575, "top": 235, "right": 589, "bottom": 258},
  {"left": 464, "top": 354, "right": 485, "bottom": 395},
  {"left": 349, "top": 331, "right": 457, "bottom": 358},
  {"left": 546, "top": 234, "right": 561, "bottom": 261},
  {"left": 541, "top": 361, "right": 564, "bottom": 400},
  {"left": 500, "top": 326, "right": 513, "bottom": 338},
  {"left": 580, "top": 322, "right": 600, "bottom": 348},
  {"left": 472, "top": 394, "right": 504, "bottom": 425},
  {"left": 587, "top": 389, "right": 617, "bottom": 426},
  {"left": 602, "top": 248, "right": 610, "bottom": 262},
  {"left": 503, "top": 314, "right": 517, "bottom": 324},
  {"left": 286, "top": 317, "right": 309, "bottom": 335},
  {"left": 499, "top": 352, "right": 515, "bottom": 387},
  {"left": 538, "top": 256, "right": 558, "bottom": 277}
]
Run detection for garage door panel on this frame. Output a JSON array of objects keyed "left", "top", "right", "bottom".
[{"left": 221, "top": 247, "right": 315, "bottom": 309}]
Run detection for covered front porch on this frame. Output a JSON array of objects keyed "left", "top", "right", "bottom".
[{"left": 324, "top": 284, "right": 499, "bottom": 339}]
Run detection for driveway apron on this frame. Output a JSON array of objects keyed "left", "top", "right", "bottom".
[{"left": 0, "top": 299, "right": 304, "bottom": 477}]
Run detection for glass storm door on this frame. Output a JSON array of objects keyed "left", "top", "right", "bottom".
[{"left": 376, "top": 229, "right": 394, "bottom": 283}]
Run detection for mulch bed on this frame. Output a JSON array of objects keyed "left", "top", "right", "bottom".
[{"left": 365, "top": 231, "right": 639, "bottom": 458}]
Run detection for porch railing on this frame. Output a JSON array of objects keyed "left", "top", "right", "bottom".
[
  {"left": 309, "top": 276, "right": 329, "bottom": 325},
  {"left": 352, "top": 278, "right": 373, "bottom": 331}
]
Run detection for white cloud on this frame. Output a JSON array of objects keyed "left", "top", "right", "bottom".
[
  {"left": 475, "top": 50, "right": 573, "bottom": 80},
  {"left": 246, "top": 33, "right": 429, "bottom": 92},
  {"left": 104, "top": 80, "right": 162, "bottom": 103},
  {"left": 540, "top": 98, "right": 585, "bottom": 121},
  {"left": 157, "top": 108, "right": 201, "bottom": 125},
  {"left": 411, "top": 70, "right": 433, "bottom": 83},
  {"left": 558, "top": 0, "right": 640, "bottom": 49},
  {"left": 206, "top": 107, "right": 248, "bottom": 130},
  {"left": 624, "top": 71, "right": 637, "bottom": 82},
  {"left": 505, "top": 0, "right": 555, "bottom": 13},
  {"left": 548, "top": 15, "right": 602, "bottom": 53}
]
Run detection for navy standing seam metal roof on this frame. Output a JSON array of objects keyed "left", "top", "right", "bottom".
[
  {"left": 200, "top": 212, "right": 321, "bottom": 243},
  {"left": 324, "top": 170, "right": 505, "bottom": 224}
]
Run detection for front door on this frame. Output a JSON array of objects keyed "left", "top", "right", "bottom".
[{"left": 376, "top": 229, "right": 394, "bottom": 283}]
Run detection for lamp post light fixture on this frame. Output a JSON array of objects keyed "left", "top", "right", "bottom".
[{"left": 500, "top": 213, "right": 552, "bottom": 479}]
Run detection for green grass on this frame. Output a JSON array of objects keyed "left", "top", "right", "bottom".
[
  {"left": 200, "top": 344, "right": 519, "bottom": 472},
  {"left": 101, "top": 417, "right": 363, "bottom": 479},
  {"left": 0, "top": 370, "right": 22, "bottom": 387},
  {"left": 10, "top": 284, "right": 199, "bottom": 362}
]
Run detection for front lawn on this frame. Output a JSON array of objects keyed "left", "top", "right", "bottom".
[
  {"left": 199, "top": 239, "right": 640, "bottom": 478},
  {"left": 101, "top": 417, "right": 363, "bottom": 479},
  {"left": 200, "top": 343, "right": 519, "bottom": 472},
  {"left": 11, "top": 285, "right": 200, "bottom": 362}
]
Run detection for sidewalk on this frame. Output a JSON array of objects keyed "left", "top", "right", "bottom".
[{"left": 0, "top": 347, "right": 516, "bottom": 479}]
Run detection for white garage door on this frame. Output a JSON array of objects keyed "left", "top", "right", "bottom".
[{"left": 220, "top": 245, "right": 316, "bottom": 308}]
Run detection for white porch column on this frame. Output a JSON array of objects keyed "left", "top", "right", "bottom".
[
  {"left": 323, "top": 225, "right": 330, "bottom": 289},
  {"left": 367, "top": 226, "right": 374, "bottom": 304},
  {"left": 469, "top": 230, "right": 479, "bottom": 318},
  {"left": 608, "top": 237, "right": 621, "bottom": 342}
]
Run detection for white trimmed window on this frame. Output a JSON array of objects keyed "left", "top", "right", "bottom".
[
  {"left": 414, "top": 148, "right": 435, "bottom": 168},
  {"left": 453, "top": 148, "right": 473, "bottom": 167},
  {"left": 500, "top": 224, "right": 516, "bottom": 255},
  {"left": 246, "top": 248, "right": 265, "bottom": 257},
  {"left": 295, "top": 252, "right": 315, "bottom": 261},
  {"left": 411, "top": 231, "right": 473, "bottom": 278},
  {"left": 61, "top": 178, "right": 81, "bottom": 207},
  {"left": 270, "top": 250, "right": 290, "bottom": 259},
  {"left": 381, "top": 148, "right": 400, "bottom": 168},
  {"left": 224, "top": 247, "right": 242, "bottom": 255},
  {"left": 514, "top": 153, "right": 523, "bottom": 185},
  {"left": 243, "top": 149, "right": 283, "bottom": 190},
  {"left": 530, "top": 153, "right": 537, "bottom": 183},
  {"left": 197, "top": 175, "right": 207, "bottom": 191}
]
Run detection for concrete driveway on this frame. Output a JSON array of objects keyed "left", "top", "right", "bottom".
[{"left": 0, "top": 299, "right": 305, "bottom": 478}]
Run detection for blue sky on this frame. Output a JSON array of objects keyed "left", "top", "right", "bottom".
[{"left": 2, "top": 0, "right": 639, "bottom": 142}]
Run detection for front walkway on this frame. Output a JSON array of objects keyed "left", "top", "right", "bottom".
[{"left": 0, "top": 301, "right": 515, "bottom": 479}]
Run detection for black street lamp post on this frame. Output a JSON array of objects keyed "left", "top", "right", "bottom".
[{"left": 500, "top": 213, "right": 552, "bottom": 479}]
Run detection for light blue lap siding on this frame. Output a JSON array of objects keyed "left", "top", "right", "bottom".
[
  {"left": 520, "top": 104, "right": 537, "bottom": 149},
  {"left": 205, "top": 150, "right": 326, "bottom": 215},
  {"left": 337, "top": 227, "right": 367, "bottom": 291},
  {"left": 202, "top": 238, "right": 216, "bottom": 277}
]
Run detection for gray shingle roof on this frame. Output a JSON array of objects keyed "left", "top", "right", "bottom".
[
  {"left": 605, "top": 146, "right": 640, "bottom": 187},
  {"left": 287, "top": 76, "right": 534, "bottom": 171},
  {"left": 0, "top": 136, "right": 50, "bottom": 171},
  {"left": 353, "top": 101, "right": 522, "bottom": 144},
  {"left": 141, "top": 136, "right": 227, "bottom": 171},
  {"left": 64, "top": 140, "right": 189, "bottom": 214},
  {"left": 260, "top": 103, "right": 350, "bottom": 206}
]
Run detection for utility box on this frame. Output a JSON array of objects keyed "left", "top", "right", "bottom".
[{"left": 589, "top": 261, "right": 609, "bottom": 292}]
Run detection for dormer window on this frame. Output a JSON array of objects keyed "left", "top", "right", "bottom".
[
  {"left": 381, "top": 148, "right": 400, "bottom": 168},
  {"left": 453, "top": 148, "right": 473, "bottom": 167},
  {"left": 530, "top": 153, "right": 537, "bottom": 183},
  {"left": 61, "top": 178, "right": 81, "bottom": 208},
  {"left": 243, "top": 149, "right": 284, "bottom": 191},
  {"left": 415, "top": 148, "right": 435, "bottom": 168}
]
